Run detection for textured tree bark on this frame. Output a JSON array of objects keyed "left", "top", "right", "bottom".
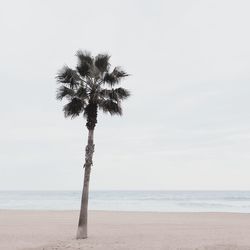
[{"left": 76, "top": 129, "right": 95, "bottom": 239}]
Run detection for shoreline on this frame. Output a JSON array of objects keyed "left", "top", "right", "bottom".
[
  {"left": 1, "top": 210, "right": 250, "bottom": 250},
  {"left": 1, "top": 208, "right": 250, "bottom": 214},
  {"left": 1, "top": 208, "right": 250, "bottom": 213},
  {"left": 2, "top": 190, "right": 250, "bottom": 213}
]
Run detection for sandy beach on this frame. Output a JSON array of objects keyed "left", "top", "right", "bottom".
[{"left": 0, "top": 210, "right": 250, "bottom": 250}]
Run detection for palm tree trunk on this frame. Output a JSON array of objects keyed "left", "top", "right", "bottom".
[{"left": 76, "top": 129, "right": 95, "bottom": 239}]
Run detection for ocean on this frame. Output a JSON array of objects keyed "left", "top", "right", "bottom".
[{"left": 1, "top": 191, "right": 250, "bottom": 213}]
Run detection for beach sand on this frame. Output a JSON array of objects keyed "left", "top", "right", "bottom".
[{"left": 0, "top": 210, "right": 250, "bottom": 250}]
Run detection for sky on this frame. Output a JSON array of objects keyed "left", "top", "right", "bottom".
[{"left": 0, "top": 0, "right": 250, "bottom": 190}]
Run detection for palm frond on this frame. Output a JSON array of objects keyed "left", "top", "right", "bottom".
[
  {"left": 100, "top": 87, "right": 130, "bottom": 101},
  {"left": 99, "top": 89, "right": 110, "bottom": 98},
  {"left": 56, "top": 50, "right": 130, "bottom": 122},
  {"left": 103, "top": 72, "right": 117, "bottom": 85},
  {"left": 114, "top": 87, "right": 130, "bottom": 100},
  {"left": 76, "top": 50, "right": 93, "bottom": 77},
  {"left": 76, "top": 50, "right": 93, "bottom": 65},
  {"left": 99, "top": 89, "right": 118, "bottom": 101},
  {"left": 98, "top": 99, "right": 122, "bottom": 115},
  {"left": 63, "top": 98, "right": 84, "bottom": 118},
  {"left": 94, "top": 54, "right": 110, "bottom": 73},
  {"left": 75, "top": 86, "right": 88, "bottom": 99},
  {"left": 113, "top": 67, "right": 128, "bottom": 78},
  {"left": 56, "top": 66, "right": 81, "bottom": 88},
  {"left": 56, "top": 86, "right": 75, "bottom": 100},
  {"left": 103, "top": 67, "right": 128, "bottom": 86}
]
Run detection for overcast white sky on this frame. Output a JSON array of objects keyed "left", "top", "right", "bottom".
[{"left": 0, "top": 0, "right": 250, "bottom": 190}]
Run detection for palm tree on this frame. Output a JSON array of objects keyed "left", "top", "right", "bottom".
[{"left": 56, "top": 50, "right": 130, "bottom": 239}]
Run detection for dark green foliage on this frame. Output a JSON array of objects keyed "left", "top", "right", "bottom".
[
  {"left": 56, "top": 86, "right": 75, "bottom": 100},
  {"left": 100, "top": 88, "right": 130, "bottom": 101},
  {"left": 76, "top": 50, "right": 93, "bottom": 77},
  {"left": 76, "top": 86, "right": 88, "bottom": 99},
  {"left": 103, "top": 67, "right": 128, "bottom": 86},
  {"left": 95, "top": 54, "right": 110, "bottom": 73},
  {"left": 56, "top": 50, "right": 130, "bottom": 129},
  {"left": 115, "top": 87, "right": 130, "bottom": 100},
  {"left": 63, "top": 98, "right": 84, "bottom": 118},
  {"left": 56, "top": 66, "right": 80, "bottom": 88},
  {"left": 99, "top": 100, "right": 122, "bottom": 115},
  {"left": 76, "top": 50, "right": 93, "bottom": 65}
]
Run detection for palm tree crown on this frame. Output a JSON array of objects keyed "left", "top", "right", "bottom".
[{"left": 56, "top": 50, "right": 130, "bottom": 130}]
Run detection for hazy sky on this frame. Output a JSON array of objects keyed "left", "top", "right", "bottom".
[{"left": 1, "top": 0, "right": 250, "bottom": 190}]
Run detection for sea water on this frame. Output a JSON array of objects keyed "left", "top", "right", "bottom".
[{"left": 1, "top": 190, "right": 250, "bottom": 212}]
